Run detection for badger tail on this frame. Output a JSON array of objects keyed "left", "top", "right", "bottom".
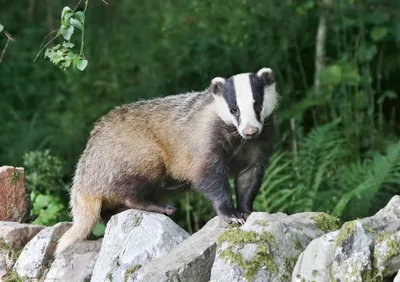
[{"left": 55, "top": 191, "right": 102, "bottom": 256}]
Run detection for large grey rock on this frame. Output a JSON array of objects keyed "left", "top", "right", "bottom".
[
  {"left": 90, "top": 210, "right": 189, "bottom": 282},
  {"left": 0, "top": 222, "right": 44, "bottom": 280},
  {"left": 292, "top": 195, "right": 400, "bottom": 282},
  {"left": 210, "top": 211, "right": 337, "bottom": 282},
  {"left": 44, "top": 239, "right": 102, "bottom": 282},
  {"left": 131, "top": 216, "right": 230, "bottom": 282},
  {"left": 13, "top": 222, "right": 71, "bottom": 280},
  {"left": 394, "top": 269, "right": 400, "bottom": 282}
]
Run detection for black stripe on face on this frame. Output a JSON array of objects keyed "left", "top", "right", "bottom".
[
  {"left": 249, "top": 74, "right": 264, "bottom": 122},
  {"left": 223, "top": 78, "right": 241, "bottom": 124}
]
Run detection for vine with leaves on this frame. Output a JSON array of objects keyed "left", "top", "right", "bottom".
[{"left": 35, "top": 0, "right": 90, "bottom": 71}]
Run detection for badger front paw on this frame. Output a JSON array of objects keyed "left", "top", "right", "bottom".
[{"left": 219, "top": 210, "right": 247, "bottom": 225}]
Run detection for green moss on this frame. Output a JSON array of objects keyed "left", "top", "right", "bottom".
[
  {"left": 217, "top": 229, "right": 277, "bottom": 280},
  {"left": 0, "top": 238, "right": 9, "bottom": 250},
  {"left": 361, "top": 267, "right": 382, "bottom": 282},
  {"left": 312, "top": 269, "right": 318, "bottom": 279},
  {"left": 124, "top": 265, "right": 142, "bottom": 282},
  {"left": 284, "top": 257, "right": 297, "bottom": 275},
  {"left": 375, "top": 232, "right": 399, "bottom": 265},
  {"left": 335, "top": 221, "right": 357, "bottom": 246},
  {"left": 3, "top": 271, "right": 22, "bottom": 282},
  {"left": 294, "top": 239, "right": 303, "bottom": 250},
  {"left": 253, "top": 220, "right": 269, "bottom": 227},
  {"left": 107, "top": 272, "right": 113, "bottom": 281},
  {"left": 327, "top": 263, "right": 335, "bottom": 282},
  {"left": 311, "top": 213, "right": 342, "bottom": 233},
  {"left": 10, "top": 169, "right": 21, "bottom": 186},
  {"left": 362, "top": 223, "right": 374, "bottom": 233},
  {"left": 134, "top": 215, "right": 142, "bottom": 226}
]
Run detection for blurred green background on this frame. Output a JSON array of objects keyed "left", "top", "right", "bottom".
[{"left": 1, "top": 0, "right": 399, "bottom": 235}]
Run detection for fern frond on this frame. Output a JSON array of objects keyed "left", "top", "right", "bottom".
[{"left": 332, "top": 141, "right": 400, "bottom": 217}]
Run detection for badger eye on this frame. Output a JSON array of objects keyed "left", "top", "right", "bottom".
[
  {"left": 230, "top": 106, "right": 238, "bottom": 115},
  {"left": 254, "top": 102, "right": 262, "bottom": 112}
]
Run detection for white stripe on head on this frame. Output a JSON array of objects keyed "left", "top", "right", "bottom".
[
  {"left": 233, "top": 73, "right": 262, "bottom": 135},
  {"left": 211, "top": 77, "right": 237, "bottom": 126},
  {"left": 257, "top": 67, "right": 278, "bottom": 120},
  {"left": 213, "top": 95, "right": 238, "bottom": 126},
  {"left": 261, "top": 83, "right": 277, "bottom": 120}
]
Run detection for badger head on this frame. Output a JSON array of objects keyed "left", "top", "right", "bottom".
[{"left": 211, "top": 67, "right": 277, "bottom": 140}]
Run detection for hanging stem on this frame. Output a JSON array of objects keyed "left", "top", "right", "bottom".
[
  {"left": 0, "top": 29, "right": 14, "bottom": 63},
  {"left": 80, "top": 0, "right": 89, "bottom": 57}
]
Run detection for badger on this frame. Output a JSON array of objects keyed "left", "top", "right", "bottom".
[{"left": 55, "top": 67, "right": 278, "bottom": 255}]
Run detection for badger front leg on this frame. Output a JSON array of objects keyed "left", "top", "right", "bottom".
[
  {"left": 235, "top": 164, "right": 265, "bottom": 217},
  {"left": 194, "top": 167, "right": 246, "bottom": 225}
]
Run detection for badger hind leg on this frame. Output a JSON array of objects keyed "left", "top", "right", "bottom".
[
  {"left": 116, "top": 175, "right": 177, "bottom": 216},
  {"left": 55, "top": 192, "right": 102, "bottom": 256},
  {"left": 124, "top": 198, "right": 177, "bottom": 215}
]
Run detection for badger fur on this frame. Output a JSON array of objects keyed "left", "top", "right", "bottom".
[{"left": 55, "top": 67, "right": 278, "bottom": 255}]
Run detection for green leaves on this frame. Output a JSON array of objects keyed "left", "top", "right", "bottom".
[
  {"left": 370, "top": 27, "right": 388, "bottom": 42},
  {"left": 0, "top": 24, "right": 3, "bottom": 33},
  {"left": 43, "top": 6, "right": 88, "bottom": 71},
  {"left": 44, "top": 42, "right": 87, "bottom": 71}
]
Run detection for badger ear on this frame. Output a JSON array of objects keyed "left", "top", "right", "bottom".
[
  {"left": 211, "top": 77, "right": 225, "bottom": 95},
  {"left": 257, "top": 67, "right": 275, "bottom": 86}
]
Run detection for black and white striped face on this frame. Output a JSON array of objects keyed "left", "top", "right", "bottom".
[{"left": 211, "top": 68, "right": 277, "bottom": 139}]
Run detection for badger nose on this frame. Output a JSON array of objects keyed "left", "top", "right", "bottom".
[{"left": 243, "top": 126, "right": 260, "bottom": 138}]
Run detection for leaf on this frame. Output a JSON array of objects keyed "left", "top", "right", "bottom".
[
  {"left": 365, "top": 11, "right": 390, "bottom": 25},
  {"left": 62, "top": 42, "right": 75, "bottom": 48},
  {"left": 35, "top": 194, "right": 51, "bottom": 208},
  {"left": 69, "top": 18, "right": 83, "bottom": 30},
  {"left": 75, "top": 58, "right": 88, "bottom": 71},
  {"left": 357, "top": 44, "right": 377, "bottom": 63},
  {"left": 371, "top": 27, "right": 387, "bottom": 42},
  {"left": 60, "top": 25, "right": 74, "bottom": 40},
  {"left": 0, "top": 24, "right": 3, "bottom": 33},
  {"left": 319, "top": 65, "right": 342, "bottom": 86},
  {"left": 75, "top": 11, "right": 85, "bottom": 23},
  {"left": 93, "top": 223, "right": 105, "bottom": 237},
  {"left": 61, "top": 6, "right": 73, "bottom": 20}
]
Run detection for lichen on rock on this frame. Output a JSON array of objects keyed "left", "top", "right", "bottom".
[
  {"left": 311, "top": 212, "right": 342, "bottom": 233},
  {"left": 216, "top": 228, "right": 277, "bottom": 280}
]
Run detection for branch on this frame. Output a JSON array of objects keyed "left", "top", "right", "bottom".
[
  {"left": 0, "top": 29, "right": 15, "bottom": 63},
  {"left": 314, "top": 0, "right": 332, "bottom": 96}
]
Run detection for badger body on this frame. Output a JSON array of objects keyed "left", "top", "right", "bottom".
[{"left": 56, "top": 68, "right": 278, "bottom": 255}]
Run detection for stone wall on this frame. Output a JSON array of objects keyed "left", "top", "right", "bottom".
[{"left": 0, "top": 166, "right": 399, "bottom": 282}]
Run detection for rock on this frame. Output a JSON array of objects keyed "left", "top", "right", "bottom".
[
  {"left": 292, "top": 195, "right": 400, "bottom": 282},
  {"left": 394, "top": 269, "right": 400, "bottom": 282},
  {"left": 90, "top": 210, "right": 190, "bottom": 282},
  {"left": 44, "top": 239, "right": 102, "bottom": 282},
  {"left": 0, "top": 166, "right": 30, "bottom": 223},
  {"left": 210, "top": 211, "right": 337, "bottom": 282},
  {"left": 13, "top": 222, "right": 71, "bottom": 280},
  {"left": 0, "top": 222, "right": 44, "bottom": 280},
  {"left": 131, "top": 216, "right": 230, "bottom": 282}
]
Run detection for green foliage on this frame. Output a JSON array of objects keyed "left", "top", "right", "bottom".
[
  {"left": 40, "top": 3, "right": 88, "bottom": 71},
  {"left": 254, "top": 121, "right": 400, "bottom": 221},
  {"left": 23, "top": 150, "right": 70, "bottom": 226}
]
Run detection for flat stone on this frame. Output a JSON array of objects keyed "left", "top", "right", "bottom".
[
  {"left": 44, "top": 239, "right": 102, "bottom": 282},
  {"left": 0, "top": 222, "right": 44, "bottom": 280},
  {"left": 90, "top": 210, "right": 189, "bottom": 282},
  {"left": 13, "top": 222, "right": 71, "bottom": 280},
  {"left": 132, "top": 216, "right": 230, "bottom": 282}
]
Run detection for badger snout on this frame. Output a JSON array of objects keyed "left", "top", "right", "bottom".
[{"left": 242, "top": 126, "right": 260, "bottom": 139}]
